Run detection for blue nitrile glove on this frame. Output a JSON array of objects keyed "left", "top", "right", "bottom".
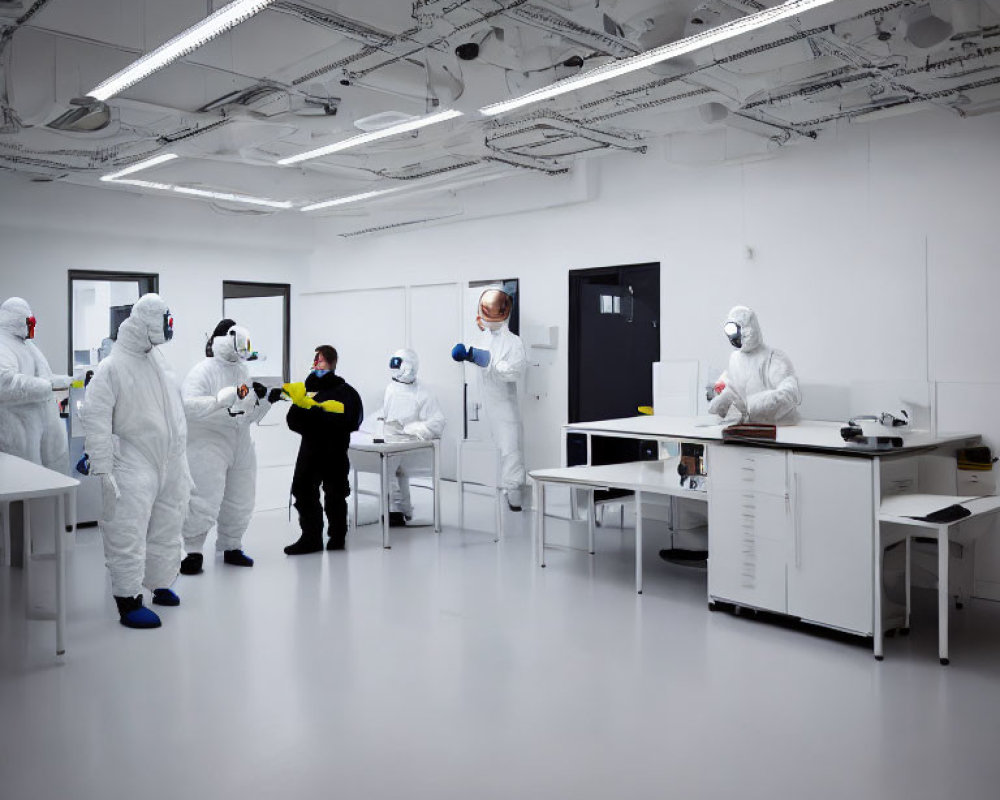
[
  {"left": 467, "top": 347, "right": 491, "bottom": 368},
  {"left": 76, "top": 453, "right": 91, "bottom": 476},
  {"left": 451, "top": 343, "right": 468, "bottom": 362}
]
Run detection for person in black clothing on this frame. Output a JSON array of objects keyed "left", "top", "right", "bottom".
[{"left": 284, "top": 345, "right": 363, "bottom": 554}]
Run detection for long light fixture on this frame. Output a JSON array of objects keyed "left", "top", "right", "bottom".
[
  {"left": 100, "top": 153, "right": 179, "bottom": 182},
  {"left": 479, "top": 0, "right": 838, "bottom": 116},
  {"left": 88, "top": 0, "right": 277, "bottom": 101},
  {"left": 278, "top": 109, "right": 464, "bottom": 166},
  {"left": 301, "top": 169, "right": 514, "bottom": 212},
  {"left": 301, "top": 187, "right": 405, "bottom": 212},
  {"left": 109, "top": 178, "right": 293, "bottom": 209}
]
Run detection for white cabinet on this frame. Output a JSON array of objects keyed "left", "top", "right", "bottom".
[
  {"left": 786, "top": 453, "right": 873, "bottom": 634},
  {"left": 708, "top": 447, "right": 790, "bottom": 612},
  {"left": 708, "top": 445, "right": 874, "bottom": 635}
]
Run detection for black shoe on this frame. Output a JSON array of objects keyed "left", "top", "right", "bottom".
[
  {"left": 223, "top": 549, "right": 254, "bottom": 567},
  {"left": 388, "top": 512, "right": 408, "bottom": 527},
  {"left": 152, "top": 588, "right": 180, "bottom": 606},
  {"left": 179, "top": 553, "right": 203, "bottom": 575},
  {"left": 658, "top": 549, "right": 708, "bottom": 567},
  {"left": 284, "top": 535, "right": 323, "bottom": 555},
  {"left": 114, "top": 594, "right": 161, "bottom": 629},
  {"left": 326, "top": 533, "right": 346, "bottom": 551}
]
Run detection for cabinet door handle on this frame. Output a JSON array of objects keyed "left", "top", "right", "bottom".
[{"left": 793, "top": 473, "right": 802, "bottom": 569}]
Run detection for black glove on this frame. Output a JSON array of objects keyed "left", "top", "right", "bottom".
[
  {"left": 267, "top": 387, "right": 284, "bottom": 404},
  {"left": 252, "top": 381, "right": 267, "bottom": 399}
]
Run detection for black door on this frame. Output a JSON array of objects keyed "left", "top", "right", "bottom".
[{"left": 569, "top": 263, "right": 660, "bottom": 424}]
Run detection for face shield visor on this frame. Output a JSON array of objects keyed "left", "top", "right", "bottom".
[
  {"left": 389, "top": 350, "right": 417, "bottom": 383},
  {"left": 724, "top": 321, "right": 742, "bottom": 349},
  {"left": 229, "top": 326, "right": 259, "bottom": 361},
  {"left": 25, "top": 316, "right": 36, "bottom": 339},
  {"left": 477, "top": 289, "right": 512, "bottom": 332}
]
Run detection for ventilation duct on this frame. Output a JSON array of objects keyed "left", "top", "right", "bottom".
[{"left": 46, "top": 97, "right": 112, "bottom": 132}]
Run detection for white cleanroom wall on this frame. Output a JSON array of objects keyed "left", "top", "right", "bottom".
[{"left": 302, "top": 110, "right": 1000, "bottom": 597}]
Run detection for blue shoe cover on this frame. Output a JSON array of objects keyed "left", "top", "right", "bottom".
[
  {"left": 152, "top": 588, "right": 180, "bottom": 606},
  {"left": 121, "top": 606, "right": 161, "bottom": 628},
  {"left": 114, "top": 595, "right": 161, "bottom": 629}
]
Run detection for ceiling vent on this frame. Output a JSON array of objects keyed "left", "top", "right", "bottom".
[{"left": 46, "top": 98, "right": 111, "bottom": 133}]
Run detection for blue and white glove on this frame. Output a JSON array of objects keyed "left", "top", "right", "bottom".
[
  {"left": 466, "top": 347, "right": 490, "bottom": 368},
  {"left": 451, "top": 343, "right": 468, "bottom": 362}
]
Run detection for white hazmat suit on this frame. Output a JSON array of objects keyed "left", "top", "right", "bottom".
[
  {"left": 181, "top": 324, "right": 274, "bottom": 559},
  {"left": 379, "top": 349, "right": 445, "bottom": 518},
  {"left": 82, "top": 294, "right": 190, "bottom": 599},
  {"left": 0, "top": 297, "right": 70, "bottom": 471},
  {"left": 454, "top": 290, "right": 527, "bottom": 507},
  {"left": 708, "top": 305, "right": 801, "bottom": 425}
]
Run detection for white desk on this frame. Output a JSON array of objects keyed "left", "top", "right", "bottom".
[
  {"left": 530, "top": 458, "right": 707, "bottom": 594},
  {"left": 559, "top": 416, "right": 981, "bottom": 657},
  {"left": 0, "top": 453, "right": 78, "bottom": 656},
  {"left": 878, "top": 494, "right": 1000, "bottom": 664},
  {"left": 348, "top": 434, "right": 440, "bottom": 549}
]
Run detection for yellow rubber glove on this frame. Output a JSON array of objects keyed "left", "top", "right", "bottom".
[
  {"left": 319, "top": 399, "right": 345, "bottom": 414},
  {"left": 282, "top": 382, "right": 313, "bottom": 408}
]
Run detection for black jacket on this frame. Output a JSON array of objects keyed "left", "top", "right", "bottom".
[{"left": 286, "top": 371, "right": 363, "bottom": 455}]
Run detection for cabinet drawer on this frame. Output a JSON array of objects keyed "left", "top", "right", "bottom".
[
  {"left": 708, "top": 444, "right": 787, "bottom": 497},
  {"left": 709, "top": 533, "right": 787, "bottom": 613},
  {"left": 710, "top": 488, "right": 789, "bottom": 542}
]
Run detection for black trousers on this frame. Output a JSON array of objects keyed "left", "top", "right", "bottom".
[{"left": 291, "top": 448, "right": 350, "bottom": 538}]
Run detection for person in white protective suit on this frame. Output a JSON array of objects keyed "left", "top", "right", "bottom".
[
  {"left": 179, "top": 319, "right": 283, "bottom": 573},
  {"left": 82, "top": 293, "right": 190, "bottom": 629},
  {"left": 451, "top": 288, "right": 527, "bottom": 510},
  {"left": 0, "top": 297, "right": 71, "bottom": 471},
  {"left": 707, "top": 305, "right": 801, "bottom": 425},
  {"left": 378, "top": 348, "right": 446, "bottom": 526}
]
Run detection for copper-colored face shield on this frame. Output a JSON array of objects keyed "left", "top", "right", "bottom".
[{"left": 476, "top": 289, "right": 512, "bottom": 331}]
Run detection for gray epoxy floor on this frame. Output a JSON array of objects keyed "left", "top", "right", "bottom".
[{"left": 2, "top": 497, "right": 1000, "bottom": 800}]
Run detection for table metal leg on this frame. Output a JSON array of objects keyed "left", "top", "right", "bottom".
[
  {"left": 433, "top": 441, "right": 441, "bottom": 533},
  {"left": 904, "top": 535, "right": 912, "bottom": 631},
  {"left": 635, "top": 491, "right": 643, "bottom": 595},
  {"left": 537, "top": 482, "right": 546, "bottom": 568},
  {"left": 55, "top": 493, "right": 66, "bottom": 656},
  {"left": 872, "top": 459, "right": 883, "bottom": 660},
  {"left": 1, "top": 501, "right": 9, "bottom": 567},
  {"left": 938, "top": 524, "right": 949, "bottom": 665},
  {"left": 381, "top": 454, "right": 390, "bottom": 549},
  {"left": 352, "top": 468, "right": 358, "bottom": 532},
  {"left": 22, "top": 500, "right": 31, "bottom": 616},
  {"left": 588, "top": 489, "right": 595, "bottom": 555}
]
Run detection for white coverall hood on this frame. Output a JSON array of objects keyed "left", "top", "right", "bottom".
[
  {"left": 130, "top": 293, "right": 173, "bottom": 347},
  {"left": 726, "top": 306, "right": 763, "bottom": 352},
  {"left": 390, "top": 348, "right": 419, "bottom": 384},
  {"left": 0, "top": 297, "right": 33, "bottom": 340}
]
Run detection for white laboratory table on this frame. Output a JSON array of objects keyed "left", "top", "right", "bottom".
[
  {"left": 530, "top": 458, "right": 706, "bottom": 594},
  {"left": 556, "top": 416, "right": 981, "bottom": 658},
  {"left": 0, "top": 452, "right": 78, "bottom": 656},
  {"left": 878, "top": 494, "right": 1000, "bottom": 664},
  {"left": 348, "top": 433, "right": 440, "bottom": 549}
]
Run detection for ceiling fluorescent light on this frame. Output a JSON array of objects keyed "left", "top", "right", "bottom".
[
  {"left": 278, "top": 109, "right": 464, "bottom": 166},
  {"left": 479, "top": 0, "right": 838, "bottom": 116},
  {"left": 110, "top": 178, "right": 292, "bottom": 209},
  {"left": 301, "top": 187, "right": 404, "bottom": 212},
  {"left": 88, "top": 0, "right": 277, "bottom": 101},
  {"left": 301, "top": 169, "right": 513, "bottom": 212},
  {"left": 100, "top": 153, "right": 178, "bottom": 182}
]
